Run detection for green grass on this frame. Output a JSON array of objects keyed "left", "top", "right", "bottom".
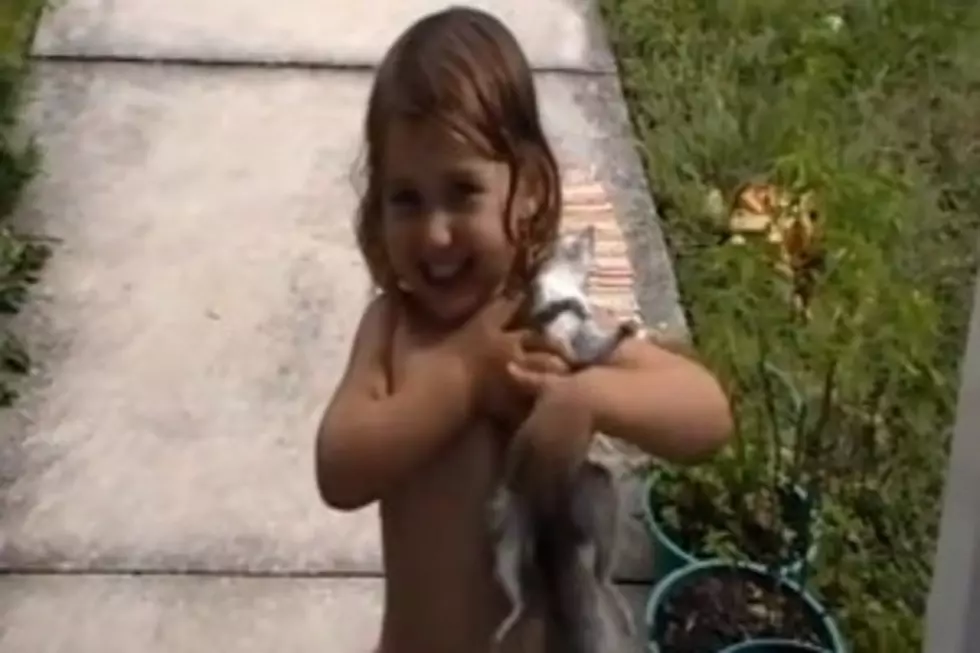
[
  {"left": 0, "top": 0, "right": 48, "bottom": 406},
  {"left": 600, "top": 0, "right": 980, "bottom": 649}
]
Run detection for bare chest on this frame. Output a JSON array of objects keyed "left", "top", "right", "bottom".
[
  {"left": 379, "top": 422, "right": 520, "bottom": 653},
  {"left": 382, "top": 419, "right": 501, "bottom": 542}
]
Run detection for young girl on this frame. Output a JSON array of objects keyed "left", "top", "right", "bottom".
[{"left": 315, "top": 7, "right": 733, "bottom": 653}]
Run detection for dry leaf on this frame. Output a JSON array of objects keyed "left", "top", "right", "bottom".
[
  {"left": 736, "top": 183, "right": 780, "bottom": 215},
  {"left": 725, "top": 183, "right": 824, "bottom": 319},
  {"left": 730, "top": 209, "right": 772, "bottom": 234}
]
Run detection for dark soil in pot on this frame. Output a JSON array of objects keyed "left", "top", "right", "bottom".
[{"left": 658, "top": 566, "right": 826, "bottom": 653}]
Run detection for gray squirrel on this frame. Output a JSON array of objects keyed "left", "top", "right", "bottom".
[{"left": 488, "top": 226, "right": 639, "bottom": 653}]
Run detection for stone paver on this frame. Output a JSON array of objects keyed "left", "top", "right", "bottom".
[
  {"left": 1, "top": 63, "right": 380, "bottom": 575},
  {"left": 33, "top": 0, "right": 616, "bottom": 72},
  {"left": 0, "top": 574, "right": 651, "bottom": 652},
  {"left": 0, "top": 62, "right": 679, "bottom": 580},
  {"left": 0, "top": 575, "right": 386, "bottom": 653}
]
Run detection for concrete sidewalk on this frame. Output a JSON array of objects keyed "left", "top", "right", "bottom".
[{"left": 0, "top": 2, "right": 683, "bottom": 650}]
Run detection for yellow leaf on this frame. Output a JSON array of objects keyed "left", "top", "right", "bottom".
[{"left": 730, "top": 209, "right": 773, "bottom": 233}]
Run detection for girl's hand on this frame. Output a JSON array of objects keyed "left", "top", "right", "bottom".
[
  {"left": 479, "top": 330, "right": 572, "bottom": 426},
  {"left": 501, "top": 307, "right": 627, "bottom": 497},
  {"left": 395, "top": 294, "right": 573, "bottom": 421},
  {"left": 393, "top": 294, "right": 523, "bottom": 411}
]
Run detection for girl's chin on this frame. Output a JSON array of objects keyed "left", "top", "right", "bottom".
[
  {"left": 428, "top": 298, "right": 479, "bottom": 325},
  {"left": 413, "top": 288, "right": 484, "bottom": 325}
]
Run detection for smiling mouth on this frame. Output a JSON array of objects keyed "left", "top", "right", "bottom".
[{"left": 420, "top": 258, "right": 473, "bottom": 289}]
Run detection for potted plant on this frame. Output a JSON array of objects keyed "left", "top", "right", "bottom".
[
  {"left": 642, "top": 351, "right": 845, "bottom": 652},
  {"left": 642, "top": 183, "right": 835, "bottom": 584},
  {"left": 643, "top": 347, "right": 831, "bottom": 584},
  {"left": 643, "top": 469, "right": 818, "bottom": 583}
]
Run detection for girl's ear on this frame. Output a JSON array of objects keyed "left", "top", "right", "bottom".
[{"left": 512, "top": 172, "right": 541, "bottom": 225}]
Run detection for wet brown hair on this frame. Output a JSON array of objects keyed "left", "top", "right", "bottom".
[{"left": 354, "top": 6, "right": 562, "bottom": 293}]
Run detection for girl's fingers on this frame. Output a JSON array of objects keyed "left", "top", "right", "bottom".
[
  {"left": 507, "top": 362, "right": 551, "bottom": 395},
  {"left": 521, "top": 352, "right": 569, "bottom": 376},
  {"left": 519, "top": 330, "right": 569, "bottom": 359}
]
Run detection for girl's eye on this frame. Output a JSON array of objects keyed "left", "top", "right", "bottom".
[
  {"left": 448, "top": 179, "right": 484, "bottom": 209},
  {"left": 387, "top": 188, "right": 422, "bottom": 212},
  {"left": 453, "top": 178, "right": 484, "bottom": 196}
]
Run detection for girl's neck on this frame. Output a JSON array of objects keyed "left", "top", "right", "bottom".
[{"left": 395, "top": 286, "right": 528, "bottom": 334}]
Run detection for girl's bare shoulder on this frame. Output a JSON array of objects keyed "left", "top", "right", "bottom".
[{"left": 333, "top": 291, "right": 402, "bottom": 398}]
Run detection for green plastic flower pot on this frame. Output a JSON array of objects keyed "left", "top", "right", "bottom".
[
  {"left": 642, "top": 471, "right": 697, "bottom": 582},
  {"left": 642, "top": 472, "right": 818, "bottom": 584},
  {"left": 720, "top": 641, "right": 830, "bottom": 653},
  {"left": 644, "top": 559, "right": 847, "bottom": 653}
]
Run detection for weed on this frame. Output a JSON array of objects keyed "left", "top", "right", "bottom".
[{"left": 0, "top": 0, "right": 48, "bottom": 406}]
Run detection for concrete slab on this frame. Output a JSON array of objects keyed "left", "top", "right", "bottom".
[
  {"left": 32, "top": 0, "right": 616, "bottom": 73},
  {"left": 0, "top": 61, "right": 679, "bottom": 580},
  {"left": 0, "top": 574, "right": 652, "bottom": 652},
  {"left": 0, "top": 575, "right": 386, "bottom": 653},
  {"left": 1, "top": 63, "right": 382, "bottom": 575}
]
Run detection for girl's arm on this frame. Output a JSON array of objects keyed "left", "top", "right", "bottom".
[
  {"left": 574, "top": 335, "right": 733, "bottom": 463},
  {"left": 314, "top": 296, "right": 472, "bottom": 511}
]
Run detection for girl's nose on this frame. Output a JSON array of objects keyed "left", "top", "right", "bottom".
[{"left": 422, "top": 212, "right": 454, "bottom": 248}]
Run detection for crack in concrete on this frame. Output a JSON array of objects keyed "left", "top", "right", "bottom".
[{"left": 30, "top": 52, "right": 618, "bottom": 76}]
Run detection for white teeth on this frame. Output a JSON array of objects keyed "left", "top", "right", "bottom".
[{"left": 427, "top": 262, "right": 463, "bottom": 281}]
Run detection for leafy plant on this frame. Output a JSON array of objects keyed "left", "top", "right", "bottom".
[
  {"left": 0, "top": 0, "right": 48, "bottom": 407},
  {"left": 650, "top": 326, "right": 839, "bottom": 576},
  {"left": 602, "top": 0, "right": 980, "bottom": 648}
]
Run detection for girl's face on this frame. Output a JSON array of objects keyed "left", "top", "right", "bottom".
[{"left": 381, "top": 119, "right": 522, "bottom": 326}]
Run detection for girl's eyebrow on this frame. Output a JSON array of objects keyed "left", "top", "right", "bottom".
[
  {"left": 446, "top": 167, "right": 482, "bottom": 181},
  {"left": 445, "top": 162, "right": 493, "bottom": 180},
  {"left": 385, "top": 176, "right": 416, "bottom": 190}
]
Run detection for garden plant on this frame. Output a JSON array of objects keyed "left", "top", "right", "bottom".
[
  {"left": 600, "top": 0, "right": 980, "bottom": 649},
  {"left": 0, "top": 0, "right": 49, "bottom": 407}
]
